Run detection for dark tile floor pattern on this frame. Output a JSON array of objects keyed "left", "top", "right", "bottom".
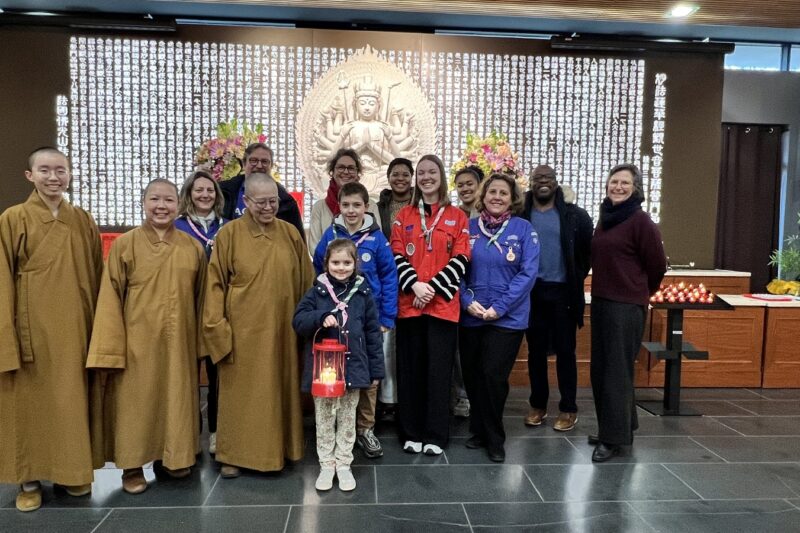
[{"left": 3, "top": 387, "right": 800, "bottom": 532}]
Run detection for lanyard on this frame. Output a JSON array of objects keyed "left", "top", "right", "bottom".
[
  {"left": 418, "top": 201, "right": 446, "bottom": 251},
  {"left": 332, "top": 225, "right": 371, "bottom": 248},
  {"left": 317, "top": 273, "right": 364, "bottom": 327},
  {"left": 478, "top": 217, "right": 511, "bottom": 254}
]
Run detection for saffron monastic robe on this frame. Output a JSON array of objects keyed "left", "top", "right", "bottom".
[
  {"left": 204, "top": 211, "right": 313, "bottom": 472},
  {"left": 0, "top": 191, "right": 102, "bottom": 485},
  {"left": 87, "top": 223, "right": 206, "bottom": 470}
]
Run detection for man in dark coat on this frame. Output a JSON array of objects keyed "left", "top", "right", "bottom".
[
  {"left": 523, "top": 165, "right": 593, "bottom": 432},
  {"left": 219, "top": 143, "right": 305, "bottom": 240}
]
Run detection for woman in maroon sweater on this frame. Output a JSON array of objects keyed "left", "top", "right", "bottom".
[{"left": 589, "top": 163, "right": 667, "bottom": 462}]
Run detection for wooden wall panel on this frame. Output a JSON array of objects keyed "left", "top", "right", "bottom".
[
  {"left": 648, "top": 307, "right": 765, "bottom": 387},
  {"left": 762, "top": 308, "right": 800, "bottom": 388}
]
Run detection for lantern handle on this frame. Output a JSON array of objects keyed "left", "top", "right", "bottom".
[{"left": 312, "top": 325, "right": 348, "bottom": 349}]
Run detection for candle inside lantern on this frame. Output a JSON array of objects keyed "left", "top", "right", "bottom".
[{"left": 320, "top": 366, "right": 337, "bottom": 385}]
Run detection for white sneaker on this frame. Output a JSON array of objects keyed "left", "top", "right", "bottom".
[
  {"left": 336, "top": 466, "right": 356, "bottom": 491},
  {"left": 423, "top": 444, "right": 443, "bottom": 456},
  {"left": 315, "top": 466, "right": 335, "bottom": 491},
  {"left": 209, "top": 432, "right": 217, "bottom": 455},
  {"left": 453, "top": 398, "right": 470, "bottom": 418},
  {"left": 403, "top": 440, "right": 422, "bottom": 453}
]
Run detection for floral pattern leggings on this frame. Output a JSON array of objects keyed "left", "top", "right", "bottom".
[{"left": 314, "top": 389, "right": 360, "bottom": 467}]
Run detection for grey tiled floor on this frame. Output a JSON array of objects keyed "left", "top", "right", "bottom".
[{"left": 3, "top": 386, "right": 800, "bottom": 532}]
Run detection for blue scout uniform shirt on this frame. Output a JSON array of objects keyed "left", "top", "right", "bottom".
[{"left": 460, "top": 216, "right": 540, "bottom": 330}]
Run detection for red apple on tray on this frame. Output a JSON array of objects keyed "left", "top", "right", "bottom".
[{"left": 650, "top": 282, "right": 716, "bottom": 305}]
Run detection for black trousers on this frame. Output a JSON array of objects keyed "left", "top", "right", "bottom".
[
  {"left": 396, "top": 315, "right": 458, "bottom": 447},
  {"left": 200, "top": 356, "right": 219, "bottom": 434},
  {"left": 590, "top": 297, "right": 646, "bottom": 446},
  {"left": 526, "top": 282, "right": 578, "bottom": 413},
  {"left": 459, "top": 325, "right": 524, "bottom": 450}
]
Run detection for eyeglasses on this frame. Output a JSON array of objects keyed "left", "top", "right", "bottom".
[
  {"left": 245, "top": 195, "right": 279, "bottom": 210},
  {"left": 35, "top": 168, "right": 69, "bottom": 178},
  {"left": 246, "top": 158, "right": 272, "bottom": 167},
  {"left": 335, "top": 165, "right": 358, "bottom": 174}
]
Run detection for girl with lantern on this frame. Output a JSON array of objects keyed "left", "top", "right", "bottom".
[{"left": 293, "top": 239, "right": 385, "bottom": 492}]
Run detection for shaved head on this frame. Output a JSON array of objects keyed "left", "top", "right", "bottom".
[{"left": 143, "top": 178, "right": 178, "bottom": 199}]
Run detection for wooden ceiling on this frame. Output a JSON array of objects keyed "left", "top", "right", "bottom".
[{"left": 181, "top": 0, "right": 800, "bottom": 29}]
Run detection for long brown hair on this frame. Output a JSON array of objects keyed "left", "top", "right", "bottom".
[{"left": 411, "top": 154, "right": 450, "bottom": 206}]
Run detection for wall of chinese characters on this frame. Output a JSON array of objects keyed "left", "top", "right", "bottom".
[
  {"left": 60, "top": 37, "right": 664, "bottom": 227},
  {"left": 0, "top": 27, "right": 724, "bottom": 267}
]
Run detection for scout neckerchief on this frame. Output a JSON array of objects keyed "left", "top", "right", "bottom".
[
  {"left": 478, "top": 210, "right": 512, "bottom": 256},
  {"left": 332, "top": 222, "right": 371, "bottom": 248},
  {"left": 185, "top": 215, "right": 221, "bottom": 248},
  {"left": 318, "top": 273, "right": 364, "bottom": 327},
  {"left": 418, "top": 200, "right": 446, "bottom": 251}
]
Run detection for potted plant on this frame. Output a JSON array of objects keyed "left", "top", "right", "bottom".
[{"left": 766, "top": 211, "right": 800, "bottom": 295}]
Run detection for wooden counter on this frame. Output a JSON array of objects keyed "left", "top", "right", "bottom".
[
  {"left": 584, "top": 269, "right": 751, "bottom": 294},
  {"left": 761, "top": 299, "right": 800, "bottom": 388},
  {"left": 648, "top": 295, "right": 765, "bottom": 387}
]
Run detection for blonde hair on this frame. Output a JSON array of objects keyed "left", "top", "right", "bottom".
[{"left": 178, "top": 171, "right": 224, "bottom": 219}]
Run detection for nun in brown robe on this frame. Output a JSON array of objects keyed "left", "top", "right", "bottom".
[
  {"left": 204, "top": 173, "right": 313, "bottom": 477},
  {"left": 87, "top": 179, "right": 206, "bottom": 494},
  {"left": 0, "top": 148, "right": 103, "bottom": 512},
  {"left": 0, "top": 191, "right": 102, "bottom": 496}
]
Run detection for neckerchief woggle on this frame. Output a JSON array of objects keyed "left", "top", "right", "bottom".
[
  {"left": 478, "top": 216, "right": 511, "bottom": 254},
  {"left": 418, "top": 200, "right": 446, "bottom": 251},
  {"left": 317, "top": 273, "right": 364, "bottom": 327}
]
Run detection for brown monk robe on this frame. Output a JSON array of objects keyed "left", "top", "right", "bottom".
[
  {"left": 87, "top": 218, "right": 206, "bottom": 482},
  {"left": 0, "top": 191, "right": 103, "bottom": 488},
  {"left": 204, "top": 174, "right": 313, "bottom": 474}
]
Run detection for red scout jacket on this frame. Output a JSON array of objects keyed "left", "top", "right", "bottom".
[{"left": 390, "top": 203, "right": 470, "bottom": 323}]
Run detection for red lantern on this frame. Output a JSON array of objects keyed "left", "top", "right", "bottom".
[{"left": 311, "top": 337, "right": 346, "bottom": 398}]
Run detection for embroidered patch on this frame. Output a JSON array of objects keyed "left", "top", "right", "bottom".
[
  {"left": 531, "top": 230, "right": 539, "bottom": 245},
  {"left": 365, "top": 236, "right": 375, "bottom": 241},
  {"left": 444, "top": 219, "right": 456, "bottom": 226},
  {"left": 405, "top": 224, "right": 414, "bottom": 231},
  {"left": 361, "top": 252, "right": 372, "bottom": 262},
  {"left": 507, "top": 234, "right": 519, "bottom": 240}
]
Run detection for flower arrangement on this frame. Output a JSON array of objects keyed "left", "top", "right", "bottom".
[
  {"left": 194, "top": 119, "right": 278, "bottom": 182},
  {"left": 450, "top": 131, "right": 525, "bottom": 189},
  {"left": 767, "top": 211, "right": 800, "bottom": 295}
]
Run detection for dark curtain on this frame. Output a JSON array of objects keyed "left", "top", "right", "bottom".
[{"left": 715, "top": 124, "right": 784, "bottom": 293}]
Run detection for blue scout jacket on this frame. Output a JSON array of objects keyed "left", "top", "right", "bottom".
[
  {"left": 313, "top": 214, "right": 398, "bottom": 329},
  {"left": 460, "top": 216, "right": 540, "bottom": 330}
]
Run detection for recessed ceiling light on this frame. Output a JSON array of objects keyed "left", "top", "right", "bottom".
[{"left": 666, "top": 3, "right": 700, "bottom": 18}]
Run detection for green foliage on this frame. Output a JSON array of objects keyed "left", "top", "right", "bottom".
[{"left": 769, "top": 212, "right": 800, "bottom": 281}]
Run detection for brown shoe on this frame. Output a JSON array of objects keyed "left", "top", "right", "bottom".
[
  {"left": 220, "top": 464, "right": 241, "bottom": 479},
  {"left": 16, "top": 484, "right": 42, "bottom": 512},
  {"left": 553, "top": 412, "right": 578, "bottom": 432},
  {"left": 524, "top": 408, "right": 547, "bottom": 427},
  {"left": 121, "top": 468, "right": 148, "bottom": 494},
  {"left": 61, "top": 483, "right": 92, "bottom": 497}
]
